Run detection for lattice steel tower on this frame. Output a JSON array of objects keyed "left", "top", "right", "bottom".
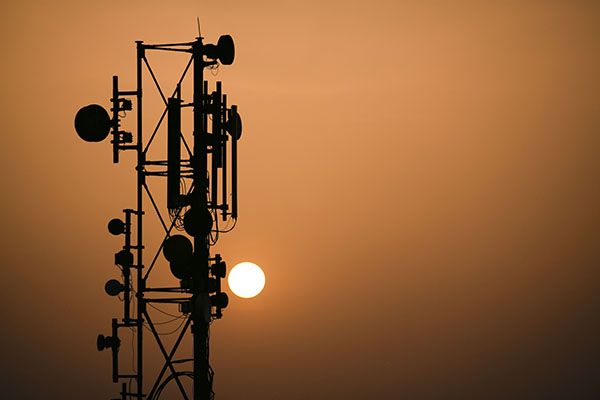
[{"left": 74, "top": 30, "right": 243, "bottom": 400}]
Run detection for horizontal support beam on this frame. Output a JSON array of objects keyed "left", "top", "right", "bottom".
[
  {"left": 144, "top": 42, "right": 194, "bottom": 48},
  {"left": 118, "top": 90, "right": 139, "bottom": 96},
  {"left": 144, "top": 297, "right": 191, "bottom": 304},
  {"left": 144, "top": 287, "right": 189, "bottom": 293}
]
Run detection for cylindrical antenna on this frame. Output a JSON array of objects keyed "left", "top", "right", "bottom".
[
  {"left": 222, "top": 94, "right": 228, "bottom": 221},
  {"left": 167, "top": 94, "right": 182, "bottom": 209},
  {"left": 231, "top": 105, "right": 238, "bottom": 219},
  {"left": 211, "top": 82, "right": 222, "bottom": 207}
]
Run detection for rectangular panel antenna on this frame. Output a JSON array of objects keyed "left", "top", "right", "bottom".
[{"left": 167, "top": 96, "right": 181, "bottom": 209}]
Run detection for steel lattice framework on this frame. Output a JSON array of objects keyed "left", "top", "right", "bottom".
[{"left": 75, "top": 32, "right": 242, "bottom": 400}]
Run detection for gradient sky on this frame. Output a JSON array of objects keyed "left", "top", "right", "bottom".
[{"left": 1, "top": 1, "right": 599, "bottom": 399}]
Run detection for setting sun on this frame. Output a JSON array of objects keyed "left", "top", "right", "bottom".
[{"left": 227, "top": 262, "right": 266, "bottom": 298}]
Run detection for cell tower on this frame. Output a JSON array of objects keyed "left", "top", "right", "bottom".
[{"left": 74, "top": 30, "right": 243, "bottom": 400}]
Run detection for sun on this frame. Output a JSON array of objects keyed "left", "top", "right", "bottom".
[{"left": 227, "top": 262, "right": 266, "bottom": 298}]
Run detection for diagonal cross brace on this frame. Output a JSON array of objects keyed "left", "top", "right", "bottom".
[
  {"left": 144, "top": 311, "right": 192, "bottom": 400},
  {"left": 143, "top": 56, "right": 194, "bottom": 156}
]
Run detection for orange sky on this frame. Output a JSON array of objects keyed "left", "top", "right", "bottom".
[{"left": 1, "top": 1, "right": 599, "bottom": 399}]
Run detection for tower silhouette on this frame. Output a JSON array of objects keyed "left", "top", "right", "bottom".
[{"left": 75, "top": 30, "right": 243, "bottom": 400}]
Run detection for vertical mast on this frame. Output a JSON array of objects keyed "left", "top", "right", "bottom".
[
  {"left": 135, "top": 40, "right": 144, "bottom": 400},
  {"left": 192, "top": 36, "right": 211, "bottom": 400}
]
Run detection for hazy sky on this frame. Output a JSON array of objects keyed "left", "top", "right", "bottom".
[{"left": 0, "top": 1, "right": 599, "bottom": 399}]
